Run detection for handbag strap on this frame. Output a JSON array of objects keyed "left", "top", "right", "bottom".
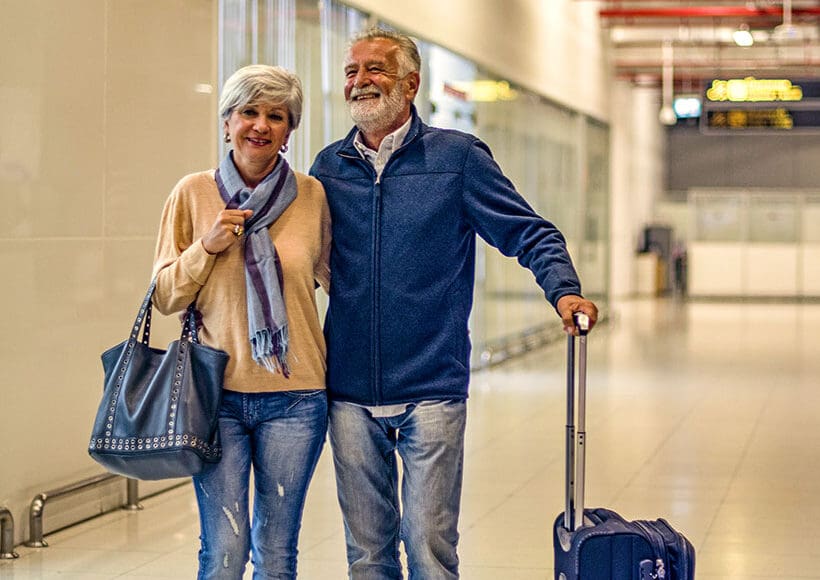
[
  {"left": 183, "top": 302, "right": 200, "bottom": 343},
  {"left": 131, "top": 278, "right": 200, "bottom": 347}
]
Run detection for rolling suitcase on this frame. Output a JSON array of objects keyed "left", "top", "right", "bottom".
[{"left": 552, "top": 314, "right": 695, "bottom": 580}]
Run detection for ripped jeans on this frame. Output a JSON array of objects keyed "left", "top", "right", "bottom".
[
  {"left": 329, "top": 399, "right": 466, "bottom": 579},
  {"left": 193, "top": 389, "right": 327, "bottom": 580}
]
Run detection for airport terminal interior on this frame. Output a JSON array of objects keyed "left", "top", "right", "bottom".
[
  {"left": 3, "top": 298, "right": 820, "bottom": 578},
  {"left": 3, "top": 0, "right": 820, "bottom": 578}
]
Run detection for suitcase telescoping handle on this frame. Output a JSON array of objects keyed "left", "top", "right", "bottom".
[{"left": 564, "top": 312, "right": 590, "bottom": 532}]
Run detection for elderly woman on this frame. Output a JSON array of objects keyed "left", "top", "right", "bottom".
[{"left": 152, "top": 64, "right": 330, "bottom": 579}]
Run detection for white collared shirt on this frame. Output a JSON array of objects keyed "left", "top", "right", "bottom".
[{"left": 353, "top": 116, "right": 412, "bottom": 182}]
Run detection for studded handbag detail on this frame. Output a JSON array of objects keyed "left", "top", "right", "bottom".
[{"left": 88, "top": 278, "right": 229, "bottom": 480}]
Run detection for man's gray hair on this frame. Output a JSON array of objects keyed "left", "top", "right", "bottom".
[
  {"left": 218, "top": 64, "right": 303, "bottom": 129},
  {"left": 350, "top": 27, "right": 421, "bottom": 77}
]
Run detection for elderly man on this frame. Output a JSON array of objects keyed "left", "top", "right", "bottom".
[{"left": 310, "top": 27, "right": 598, "bottom": 579}]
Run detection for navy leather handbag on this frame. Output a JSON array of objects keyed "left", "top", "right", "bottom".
[{"left": 88, "top": 279, "right": 229, "bottom": 480}]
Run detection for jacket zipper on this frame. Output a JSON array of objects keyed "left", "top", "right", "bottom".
[
  {"left": 371, "top": 179, "right": 382, "bottom": 404},
  {"left": 337, "top": 129, "right": 417, "bottom": 405}
]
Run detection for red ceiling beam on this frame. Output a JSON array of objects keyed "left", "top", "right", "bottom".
[
  {"left": 596, "top": 0, "right": 820, "bottom": 2},
  {"left": 600, "top": 6, "right": 820, "bottom": 18},
  {"left": 614, "top": 59, "right": 820, "bottom": 68}
]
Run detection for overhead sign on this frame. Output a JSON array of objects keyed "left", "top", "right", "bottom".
[
  {"left": 705, "top": 108, "right": 793, "bottom": 129},
  {"left": 705, "top": 78, "right": 803, "bottom": 103},
  {"left": 700, "top": 77, "right": 820, "bottom": 133}
]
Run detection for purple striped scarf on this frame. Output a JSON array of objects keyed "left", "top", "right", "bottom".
[{"left": 215, "top": 152, "right": 297, "bottom": 376}]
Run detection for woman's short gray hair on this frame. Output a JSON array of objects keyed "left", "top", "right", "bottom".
[
  {"left": 218, "top": 64, "right": 303, "bottom": 129},
  {"left": 350, "top": 27, "right": 421, "bottom": 77}
]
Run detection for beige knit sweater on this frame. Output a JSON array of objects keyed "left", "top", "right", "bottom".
[{"left": 152, "top": 168, "right": 331, "bottom": 393}]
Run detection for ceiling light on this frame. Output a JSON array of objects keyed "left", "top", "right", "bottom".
[
  {"left": 772, "top": 0, "right": 800, "bottom": 42},
  {"left": 733, "top": 24, "right": 754, "bottom": 47},
  {"left": 659, "top": 106, "right": 678, "bottom": 126},
  {"left": 771, "top": 23, "right": 802, "bottom": 42},
  {"left": 659, "top": 40, "right": 677, "bottom": 126}
]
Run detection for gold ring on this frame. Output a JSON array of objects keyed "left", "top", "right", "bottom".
[{"left": 233, "top": 224, "right": 244, "bottom": 237}]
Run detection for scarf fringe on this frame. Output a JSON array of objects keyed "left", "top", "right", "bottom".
[{"left": 251, "top": 327, "right": 290, "bottom": 377}]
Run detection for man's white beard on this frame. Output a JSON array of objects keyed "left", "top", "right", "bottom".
[{"left": 347, "top": 81, "right": 407, "bottom": 134}]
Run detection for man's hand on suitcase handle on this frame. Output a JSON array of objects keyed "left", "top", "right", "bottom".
[
  {"left": 556, "top": 294, "right": 598, "bottom": 336},
  {"left": 573, "top": 312, "right": 590, "bottom": 336}
]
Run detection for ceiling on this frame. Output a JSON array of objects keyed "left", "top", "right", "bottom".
[{"left": 593, "top": 1, "right": 820, "bottom": 90}]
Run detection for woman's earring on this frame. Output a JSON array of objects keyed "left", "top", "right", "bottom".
[
  {"left": 280, "top": 143, "right": 288, "bottom": 153},
  {"left": 224, "top": 134, "right": 231, "bottom": 143}
]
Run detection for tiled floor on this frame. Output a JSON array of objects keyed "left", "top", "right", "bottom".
[{"left": 3, "top": 298, "right": 820, "bottom": 579}]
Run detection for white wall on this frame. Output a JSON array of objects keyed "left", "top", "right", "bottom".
[
  {"left": 344, "top": 0, "right": 611, "bottom": 122},
  {"left": 0, "top": 0, "right": 218, "bottom": 544},
  {"left": 609, "top": 81, "right": 668, "bottom": 298}
]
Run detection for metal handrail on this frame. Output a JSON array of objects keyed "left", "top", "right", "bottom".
[
  {"left": 474, "top": 323, "right": 565, "bottom": 370},
  {"left": 0, "top": 507, "right": 19, "bottom": 559},
  {"left": 125, "top": 478, "right": 143, "bottom": 511},
  {"left": 474, "top": 313, "right": 608, "bottom": 371},
  {"left": 26, "top": 473, "right": 142, "bottom": 548}
]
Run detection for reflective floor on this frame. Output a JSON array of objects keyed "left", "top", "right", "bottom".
[{"left": 3, "top": 298, "right": 820, "bottom": 579}]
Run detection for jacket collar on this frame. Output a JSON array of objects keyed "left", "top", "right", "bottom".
[{"left": 338, "top": 104, "right": 424, "bottom": 157}]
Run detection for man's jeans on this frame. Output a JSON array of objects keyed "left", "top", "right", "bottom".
[
  {"left": 329, "top": 399, "right": 467, "bottom": 580},
  {"left": 194, "top": 389, "right": 327, "bottom": 580}
]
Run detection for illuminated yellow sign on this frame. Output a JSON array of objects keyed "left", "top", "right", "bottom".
[
  {"left": 706, "top": 78, "right": 803, "bottom": 102},
  {"left": 450, "top": 80, "right": 518, "bottom": 102},
  {"left": 707, "top": 108, "right": 794, "bottom": 129}
]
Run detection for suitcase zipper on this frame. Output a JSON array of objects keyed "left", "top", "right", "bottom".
[
  {"left": 634, "top": 521, "right": 668, "bottom": 579},
  {"left": 659, "top": 517, "right": 694, "bottom": 579},
  {"left": 639, "top": 558, "right": 665, "bottom": 580},
  {"left": 565, "top": 516, "right": 670, "bottom": 579}
]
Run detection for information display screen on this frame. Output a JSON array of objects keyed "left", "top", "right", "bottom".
[{"left": 699, "top": 78, "right": 820, "bottom": 133}]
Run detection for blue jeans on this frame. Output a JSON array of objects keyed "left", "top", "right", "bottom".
[
  {"left": 328, "top": 399, "right": 467, "bottom": 580},
  {"left": 193, "top": 389, "right": 327, "bottom": 580}
]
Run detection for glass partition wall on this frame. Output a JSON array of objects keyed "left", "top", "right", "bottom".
[
  {"left": 219, "top": 0, "right": 368, "bottom": 170},
  {"left": 219, "top": 0, "right": 610, "bottom": 365}
]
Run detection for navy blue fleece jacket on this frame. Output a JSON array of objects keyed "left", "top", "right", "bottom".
[{"left": 310, "top": 107, "right": 582, "bottom": 405}]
